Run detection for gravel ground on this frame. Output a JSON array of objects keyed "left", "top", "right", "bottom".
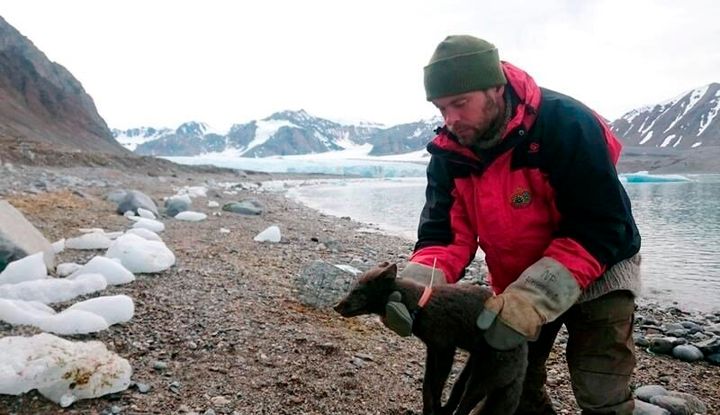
[{"left": 0, "top": 164, "right": 718, "bottom": 415}]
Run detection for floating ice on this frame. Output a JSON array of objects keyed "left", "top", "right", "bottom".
[
  {"left": 174, "top": 211, "right": 207, "bottom": 222},
  {"left": 0, "top": 333, "right": 132, "bottom": 407},
  {"left": 105, "top": 234, "right": 175, "bottom": 273},
  {"left": 0, "top": 252, "right": 47, "bottom": 285},
  {"left": 137, "top": 208, "right": 156, "bottom": 219},
  {"left": 0, "top": 295, "right": 134, "bottom": 335},
  {"left": 56, "top": 262, "right": 82, "bottom": 277},
  {"left": 68, "top": 256, "right": 135, "bottom": 285},
  {"left": 130, "top": 217, "right": 165, "bottom": 233},
  {"left": 125, "top": 228, "right": 163, "bottom": 242},
  {"left": 0, "top": 273, "right": 107, "bottom": 304},
  {"left": 254, "top": 225, "right": 281, "bottom": 243},
  {"left": 621, "top": 171, "right": 691, "bottom": 183},
  {"left": 65, "top": 233, "right": 112, "bottom": 250}
]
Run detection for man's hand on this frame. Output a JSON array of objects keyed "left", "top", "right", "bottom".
[
  {"left": 398, "top": 262, "right": 447, "bottom": 286},
  {"left": 381, "top": 262, "right": 447, "bottom": 336},
  {"left": 477, "top": 257, "right": 581, "bottom": 350}
]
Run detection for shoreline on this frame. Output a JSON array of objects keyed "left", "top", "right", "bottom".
[{"left": 0, "top": 164, "right": 718, "bottom": 414}]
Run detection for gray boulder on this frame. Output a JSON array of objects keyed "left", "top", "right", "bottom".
[
  {"left": 165, "top": 195, "right": 191, "bottom": 217},
  {"left": 223, "top": 200, "right": 263, "bottom": 216},
  {"left": 116, "top": 190, "right": 158, "bottom": 216},
  {"left": 672, "top": 345, "right": 704, "bottom": 362},
  {"left": 296, "top": 260, "right": 361, "bottom": 308},
  {"left": 693, "top": 336, "right": 720, "bottom": 355},
  {"left": 666, "top": 391, "right": 707, "bottom": 414},
  {"left": 633, "top": 399, "right": 670, "bottom": 415},
  {"left": 635, "top": 384, "right": 668, "bottom": 402},
  {"left": 650, "top": 394, "right": 706, "bottom": 415},
  {"left": 105, "top": 189, "right": 128, "bottom": 205},
  {"left": 0, "top": 200, "right": 54, "bottom": 272}
]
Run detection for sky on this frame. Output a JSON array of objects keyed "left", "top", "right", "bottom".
[{"left": 2, "top": 0, "right": 719, "bottom": 131}]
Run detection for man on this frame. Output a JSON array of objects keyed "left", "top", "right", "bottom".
[{"left": 392, "top": 35, "right": 642, "bottom": 414}]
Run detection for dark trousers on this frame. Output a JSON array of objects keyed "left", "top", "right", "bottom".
[{"left": 514, "top": 290, "right": 636, "bottom": 415}]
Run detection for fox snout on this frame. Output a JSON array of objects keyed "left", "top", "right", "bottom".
[{"left": 333, "top": 297, "right": 359, "bottom": 317}]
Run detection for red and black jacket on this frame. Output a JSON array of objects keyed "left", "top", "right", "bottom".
[{"left": 409, "top": 62, "right": 641, "bottom": 293}]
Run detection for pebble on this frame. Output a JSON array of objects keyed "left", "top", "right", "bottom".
[
  {"left": 135, "top": 383, "right": 151, "bottom": 393},
  {"left": 210, "top": 396, "right": 230, "bottom": 406},
  {"left": 153, "top": 361, "right": 168, "bottom": 370}
]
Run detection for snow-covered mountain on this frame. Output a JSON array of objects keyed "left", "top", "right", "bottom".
[
  {"left": 112, "top": 83, "right": 720, "bottom": 166},
  {"left": 611, "top": 83, "right": 720, "bottom": 149},
  {"left": 111, "top": 126, "right": 172, "bottom": 151},
  {"left": 112, "top": 110, "right": 442, "bottom": 158}
]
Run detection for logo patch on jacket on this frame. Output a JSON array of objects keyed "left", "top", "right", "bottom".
[{"left": 510, "top": 188, "right": 532, "bottom": 208}]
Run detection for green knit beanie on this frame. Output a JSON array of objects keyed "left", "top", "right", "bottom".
[{"left": 423, "top": 35, "right": 507, "bottom": 101}]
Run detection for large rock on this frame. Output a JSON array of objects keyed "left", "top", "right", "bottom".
[
  {"left": 0, "top": 200, "right": 54, "bottom": 272},
  {"left": 633, "top": 399, "right": 670, "bottom": 415},
  {"left": 116, "top": 190, "right": 158, "bottom": 216},
  {"left": 296, "top": 260, "right": 361, "bottom": 308},
  {"left": 164, "top": 195, "right": 191, "bottom": 217},
  {"left": 222, "top": 200, "right": 263, "bottom": 215}
]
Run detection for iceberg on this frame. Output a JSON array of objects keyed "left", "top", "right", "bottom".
[{"left": 620, "top": 171, "right": 691, "bottom": 183}]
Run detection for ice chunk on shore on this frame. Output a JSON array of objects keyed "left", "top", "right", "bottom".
[
  {"left": 56, "top": 262, "right": 82, "bottom": 277},
  {"left": 0, "top": 300, "right": 109, "bottom": 335},
  {"left": 0, "top": 273, "right": 107, "bottom": 304},
  {"left": 67, "top": 256, "right": 135, "bottom": 285},
  {"left": 208, "top": 201, "right": 219, "bottom": 208},
  {"left": 254, "top": 225, "right": 281, "bottom": 243},
  {"left": 125, "top": 228, "right": 163, "bottom": 242},
  {"left": 65, "top": 233, "right": 112, "bottom": 250},
  {"left": 129, "top": 217, "right": 165, "bottom": 233},
  {"left": 0, "top": 333, "right": 132, "bottom": 407},
  {"left": 0, "top": 295, "right": 134, "bottom": 335},
  {"left": 0, "top": 252, "right": 47, "bottom": 285},
  {"left": 174, "top": 211, "right": 207, "bottom": 222},
  {"left": 78, "top": 228, "right": 123, "bottom": 239},
  {"left": 137, "top": 208, "right": 156, "bottom": 219},
  {"left": 65, "top": 295, "right": 134, "bottom": 326},
  {"left": 106, "top": 234, "right": 175, "bottom": 273},
  {"left": 176, "top": 185, "right": 207, "bottom": 198},
  {"left": 51, "top": 239, "right": 65, "bottom": 254}
]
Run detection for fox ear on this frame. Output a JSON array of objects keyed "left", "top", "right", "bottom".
[{"left": 379, "top": 262, "right": 398, "bottom": 279}]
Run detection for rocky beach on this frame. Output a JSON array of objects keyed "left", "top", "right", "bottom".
[{"left": 0, "top": 162, "right": 719, "bottom": 415}]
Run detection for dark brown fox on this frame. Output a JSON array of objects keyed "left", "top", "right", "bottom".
[{"left": 334, "top": 262, "right": 527, "bottom": 415}]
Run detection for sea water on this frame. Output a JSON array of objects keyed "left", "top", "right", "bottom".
[{"left": 288, "top": 175, "right": 720, "bottom": 312}]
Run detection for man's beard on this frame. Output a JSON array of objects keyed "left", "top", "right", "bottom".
[{"left": 451, "top": 97, "right": 506, "bottom": 150}]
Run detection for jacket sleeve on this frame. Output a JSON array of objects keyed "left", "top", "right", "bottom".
[
  {"left": 409, "top": 155, "right": 478, "bottom": 283},
  {"left": 541, "top": 105, "right": 640, "bottom": 288}
]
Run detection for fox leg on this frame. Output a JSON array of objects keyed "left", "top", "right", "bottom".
[{"left": 423, "top": 347, "right": 455, "bottom": 415}]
